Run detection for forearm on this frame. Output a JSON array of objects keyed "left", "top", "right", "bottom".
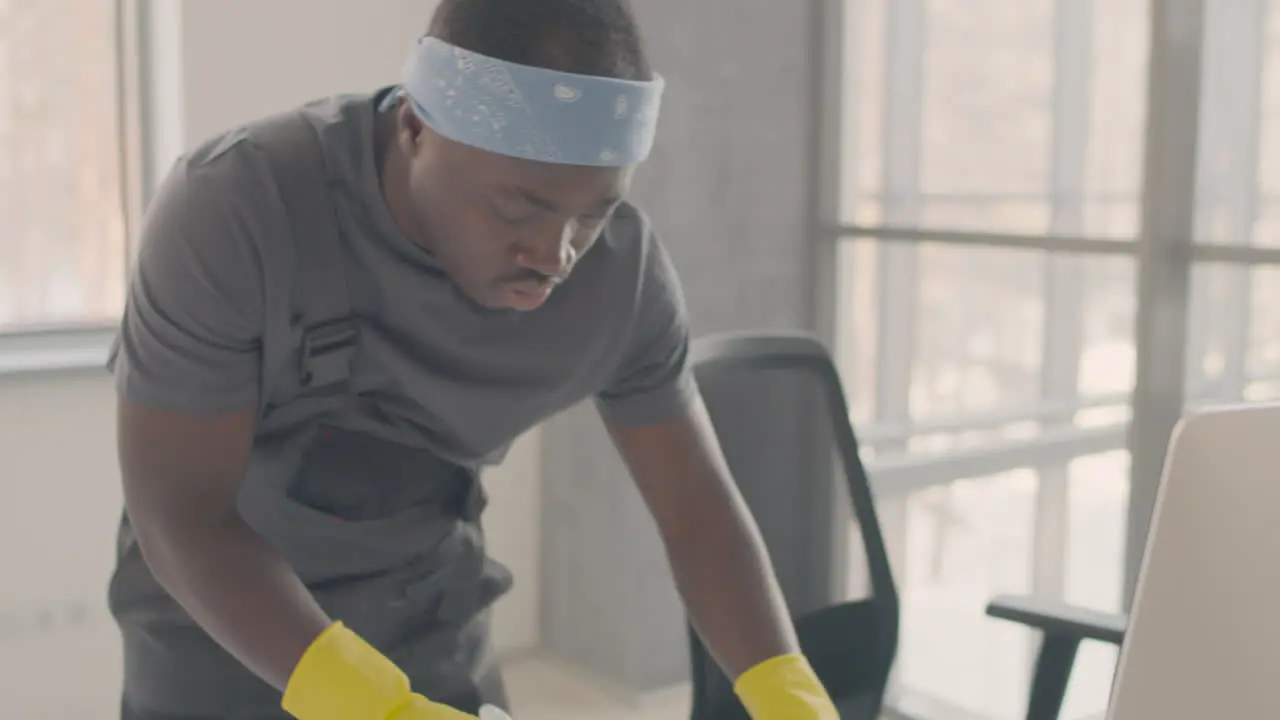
[
  {"left": 662, "top": 496, "right": 799, "bottom": 678},
  {"left": 134, "top": 512, "right": 331, "bottom": 691},
  {"left": 608, "top": 401, "right": 837, "bottom": 717}
]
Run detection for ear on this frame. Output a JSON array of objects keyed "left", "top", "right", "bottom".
[{"left": 395, "top": 96, "right": 428, "bottom": 157}]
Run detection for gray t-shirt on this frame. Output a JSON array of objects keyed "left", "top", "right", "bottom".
[{"left": 108, "top": 88, "right": 696, "bottom": 468}]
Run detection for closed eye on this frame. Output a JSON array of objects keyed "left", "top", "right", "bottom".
[{"left": 488, "top": 198, "right": 538, "bottom": 225}]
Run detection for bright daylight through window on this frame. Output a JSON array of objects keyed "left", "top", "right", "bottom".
[
  {"left": 0, "top": 0, "right": 128, "bottom": 332},
  {"left": 836, "top": 0, "right": 1280, "bottom": 718}
]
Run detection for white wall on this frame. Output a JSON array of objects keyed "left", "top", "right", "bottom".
[
  {"left": 0, "top": 2, "right": 544, "bottom": 717},
  {"left": 0, "top": 374, "right": 124, "bottom": 718},
  {"left": 151, "top": 0, "right": 431, "bottom": 173}
]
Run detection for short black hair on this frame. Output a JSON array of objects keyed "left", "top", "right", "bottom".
[{"left": 427, "top": 0, "right": 652, "bottom": 81}]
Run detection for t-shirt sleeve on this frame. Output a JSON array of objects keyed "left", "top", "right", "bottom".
[
  {"left": 595, "top": 230, "right": 699, "bottom": 427},
  {"left": 107, "top": 151, "right": 267, "bottom": 415}
]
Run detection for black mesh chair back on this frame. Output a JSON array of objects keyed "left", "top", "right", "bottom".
[{"left": 686, "top": 331, "right": 899, "bottom": 720}]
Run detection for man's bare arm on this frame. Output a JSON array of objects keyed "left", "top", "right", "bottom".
[
  {"left": 606, "top": 397, "right": 799, "bottom": 678},
  {"left": 117, "top": 399, "right": 332, "bottom": 691}
]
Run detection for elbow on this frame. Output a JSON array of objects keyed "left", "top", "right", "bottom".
[
  {"left": 122, "top": 492, "right": 235, "bottom": 588},
  {"left": 125, "top": 506, "right": 190, "bottom": 587}
]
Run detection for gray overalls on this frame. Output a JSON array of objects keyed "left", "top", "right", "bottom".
[{"left": 108, "top": 114, "right": 514, "bottom": 719}]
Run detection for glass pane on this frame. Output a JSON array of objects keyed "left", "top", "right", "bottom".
[
  {"left": 912, "top": 244, "right": 1044, "bottom": 420},
  {"left": 837, "top": 237, "right": 1049, "bottom": 466},
  {"left": 837, "top": 240, "right": 1048, "bottom": 426},
  {"left": 839, "top": 243, "right": 1141, "bottom": 427},
  {"left": 1083, "top": 0, "right": 1151, "bottom": 240},
  {"left": 889, "top": 469, "right": 1038, "bottom": 719},
  {"left": 841, "top": 0, "right": 1150, "bottom": 239},
  {"left": 1204, "top": 0, "right": 1275, "bottom": 247},
  {"left": 835, "top": 240, "right": 880, "bottom": 427},
  {"left": 1256, "top": 0, "right": 1280, "bottom": 210},
  {"left": 1182, "top": 262, "right": 1280, "bottom": 404},
  {"left": 1196, "top": 0, "right": 1274, "bottom": 247},
  {"left": 919, "top": 0, "right": 1054, "bottom": 197},
  {"left": 1060, "top": 450, "right": 1129, "bottom": 719},
  {"left": 0, "top": 0, "right": 127, "bottom": 329},
  {"left": 1185, "top": 263, "right": 1250, "bottom": 402},
  {"left": 1078, "top": 256, "right": 1136, "bottom": 431},
  {"left": 868, "top": 452, "right": 1127, "bottom": 719},
  {"left": 1065, "top": 456, "right": 1129, "bottom": 611},
  {"left": 1247, "top": 265, "right": 1280, "bottom": 382}
]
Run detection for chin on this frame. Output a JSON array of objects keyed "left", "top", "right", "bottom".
[{"left": 447, "top": 280, "right": 506, "bottom": 312}]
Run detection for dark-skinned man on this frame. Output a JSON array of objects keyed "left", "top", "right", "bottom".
[{"left": 108, "top": 1, "right": 839, "bottom": 718}]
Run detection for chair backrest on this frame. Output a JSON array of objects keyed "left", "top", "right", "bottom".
[
  {"left": 1107, "top": 402, "right": 1280, "bottom": 719},
  {"left": 686, "top": 331, "right": 898, "bottom": 720}
]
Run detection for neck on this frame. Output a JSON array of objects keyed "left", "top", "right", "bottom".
[{"left": 376, "top": 111, "right": 436, "bottom": 254}]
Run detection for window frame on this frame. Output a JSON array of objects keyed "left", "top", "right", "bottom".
[
  {"left": 828, "top": 0, "right": 1280, "bottom": 715},
  {"left": 0, "top": 0, "right": 147, "bottom": 376}
]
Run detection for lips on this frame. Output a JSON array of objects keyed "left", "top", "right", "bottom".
[{"left": 503, "top": 280, "right": 555, "bottom": 310}]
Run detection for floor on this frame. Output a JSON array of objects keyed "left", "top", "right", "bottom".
[{"left": 502, "top": 655, "right": 692, "bottom": 720}]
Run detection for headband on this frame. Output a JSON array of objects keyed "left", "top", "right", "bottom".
[{"left": 400, "top": 36, "right": 664, "bottom": 167}]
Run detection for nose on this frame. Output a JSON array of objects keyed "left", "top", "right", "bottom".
[{"left": 515, "top": 222, "right": 578, "bottom": 279}]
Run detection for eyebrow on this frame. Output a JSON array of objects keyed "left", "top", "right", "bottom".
[{"left": 509, "top": 187, "right": 621, "bottom": 216}]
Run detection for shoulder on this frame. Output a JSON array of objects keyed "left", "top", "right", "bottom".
[
  {"left": 563, "top": 201, "right": 688, "bottom": 344},
  {"left": 164, "top": 128, "right": 283, "bottom": 231},
  {"left": 142, "top": 90, "right": 382, "bottom": 281},
  {"left": 589, "top": 204, "right": 697, "bottom": 424},
  {"left": 600, "top": 201, "right": 656, "bottom": 257},
  {"left": 612, "top": 202, "right": 685, "bottom": 309},
  {"left": 136, "top": 128, "right": 291, "bottom": 313},
  {"left": 594, "top": 201, "right": 682, "bottom": 293},
  {"left": 166, "top": 88, "right": 382, "bottom": 220}
]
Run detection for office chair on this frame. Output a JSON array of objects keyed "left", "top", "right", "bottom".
[
  {"left": 1103, "top": 402, "right": 1280, "bottom": 718},
  {"left": 984, "top": 594, "right": 1126, "bottom": 719},
  {"left": 988, "top": 402, "right": 1280, "bottom": 718},
  {"left": 686, "top": 331, "right": 899, "bottom": 719}
]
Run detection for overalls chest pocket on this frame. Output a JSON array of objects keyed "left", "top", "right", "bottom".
[
  {"left": 288, "top": 424, "right": 470, "bottom": 522},
  {"left": 240, "top": 423, "right": 490, "bottom": 586}
]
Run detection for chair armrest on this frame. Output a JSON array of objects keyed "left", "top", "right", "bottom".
[{"left": 986, "top": 594, "right": 1127, "bottom": 646}]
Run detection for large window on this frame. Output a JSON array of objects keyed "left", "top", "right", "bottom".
[
  {"left": 0, "top": 0, "right": 134, "bottom": 332},
  {"left": 835, "top": 0, "right": 1280, "bottom": 718}
]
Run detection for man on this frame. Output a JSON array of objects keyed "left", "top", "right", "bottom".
[{"left": 107, "top": 1, "right": 839, "bottom": 718}]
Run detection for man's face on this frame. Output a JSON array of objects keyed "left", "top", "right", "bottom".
[{"left": 394, "top": 100, "right": 634, "bottom": 312}]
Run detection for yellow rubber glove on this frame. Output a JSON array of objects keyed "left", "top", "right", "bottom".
[
  {"left": 387, "top": 695, "right": 479, "bottom": 720},
  {"left": 733, "top": 653, "right": 839, "bottom": 719},
  {"left": 282, "top": 621, "right": 477, "bottom": 720}
]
